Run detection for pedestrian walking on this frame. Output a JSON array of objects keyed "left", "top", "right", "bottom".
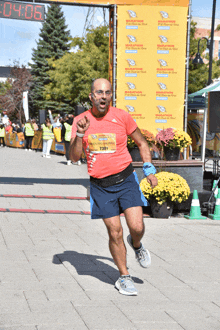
[
  {"left": 70, "top": 78, "right": 158, "bottom": 296},
  {"left": 41, "top": 118, "right": 54, "bottom": 158},
  {"left": 24, "top": 119, "right": 34, "bottom": 151}
]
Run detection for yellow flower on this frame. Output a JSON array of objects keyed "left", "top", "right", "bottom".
[{"left": 140, "top": 171, "right": 190, "bottom": 205}]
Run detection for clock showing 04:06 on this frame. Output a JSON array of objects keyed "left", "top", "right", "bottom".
[{"left": 0, "top": 1, "right": 45, "bottom": 21}]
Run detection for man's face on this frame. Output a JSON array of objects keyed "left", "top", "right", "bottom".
[{"left": 90, "top": 80, "right": 112, "bottom": 114}]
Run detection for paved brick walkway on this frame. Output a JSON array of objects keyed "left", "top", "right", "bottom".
[{"left": 0, "top": 147, "right": 220, "bottom": 330}]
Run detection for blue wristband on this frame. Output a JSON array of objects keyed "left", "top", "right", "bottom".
[{"left": 143, "top": 162, "right": 156, "bottom": 177}]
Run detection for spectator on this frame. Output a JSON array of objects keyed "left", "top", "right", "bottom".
[
  {"left": 5, "top": 122, "right": 12, "bottom": 134},
  {"left": 41, "top": 118, "right": 54, "bottom": 158},
  {"left": 62, "top": 115, "right": 81, "bottom": 165},
  {"left": 24, "top": 119, "right": 34, "bottom": 151},
  {"left": 0, "top": 122, "right": 5, "bottom": 147},
  {"left": 32, "top": 119, "right": 38, "bottom": 131}
]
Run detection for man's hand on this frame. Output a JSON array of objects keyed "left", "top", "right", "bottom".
[
  {"left": 76, "top": 115, "right": 90, "bottom": 134},
  {"left": 147, "top": 174, "right": 158, "bottom": 188}
]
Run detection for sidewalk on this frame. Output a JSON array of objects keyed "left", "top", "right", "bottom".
[{"left": 0, "top": 147, "right": 220, "bottom": 330}]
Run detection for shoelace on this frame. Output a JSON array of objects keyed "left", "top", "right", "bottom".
[
  {"left": 121, "top": 276, "right": 134, "bottom": 288},
  {"left": 136, "top": 247, "right": 148, "bottom": 261}
]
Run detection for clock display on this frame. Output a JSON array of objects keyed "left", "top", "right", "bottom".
[{"left": 0, "top": 1, "right": 45, "bottom": 22}]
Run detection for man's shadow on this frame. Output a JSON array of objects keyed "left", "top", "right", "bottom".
[{"left": 52, "top": 251, "right": 143, "bottom": 286}]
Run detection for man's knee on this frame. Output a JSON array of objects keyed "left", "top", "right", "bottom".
[
  {"left": 108, "top": 225, "right": 123, "bottom": 244},
  {"left": 130, "top": 220, "right": 145, "bottom": 236}
]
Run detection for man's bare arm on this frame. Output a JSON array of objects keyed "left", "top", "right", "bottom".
[
  {"left": 129, "top": 127, "right": 158, "bottom": 188},
  {"left": 69, "top": 136, "right": 83, "bottom": 162},
  {"left": 129, "top": 127, "right": 152, "bottom": 163},
  {"left": 69, "top": 115, "right": 90, "bottom": 163}
]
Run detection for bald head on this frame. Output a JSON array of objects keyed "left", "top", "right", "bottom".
[{"left": 91, "top": 78, "right": 112, "bottom": 93}]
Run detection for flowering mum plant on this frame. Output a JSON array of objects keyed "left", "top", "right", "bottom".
[
  {"left": 140, "top": 172, "right": 190, "bottom": 205},
  {"left": 127, "top": 129, "right": 156, "bottom": 149},
  {"left": 156, "top": 128, "right": 192, "bottom": 149}
]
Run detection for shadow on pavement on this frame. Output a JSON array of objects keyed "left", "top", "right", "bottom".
[
  {"left": 0, "top": 177, "right": 90, "bottom": 187},
  {"left": 52, "top": 250, "right": 144, "bottom": 285}
]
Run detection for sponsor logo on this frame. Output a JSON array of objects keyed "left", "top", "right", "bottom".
[
  {"left": 127, "top": 10, "right": 137, "bottom": 18},
  {"left": 126, "top": 82, "right": 136, "bottom": 90},
  {"left": 127, "top": 59, "right": 136, "bottom": 66},
  {"left": 158, "top": 82, "right": 167, "bottom": 90},
  {"left": 160, "top": 11, "right": 169, "bottom": 19},
  {"left": 159, "top": 35, "right": 168, "bottom": 43},
  {"left": 126, "top": 105, "right": 135, "bottom": 113},
  {"left": 112, "top": 119, "right": 117, "bottom": 123},
  {"left": 158, "top": 59, "right": 168, "bottom": 67},
  {"left": 127, "top": 35, "right": 137, "bottom": 43},
  {"left": 157, "top": 106, "right": 166, "bottom": 113}
]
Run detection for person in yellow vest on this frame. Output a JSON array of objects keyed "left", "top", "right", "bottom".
[
  {"left": 62, "top": 115, "right": 81, "bottom": 165},
  {"left": 0, "top": 122, "right": 5, "bottom": 147},
  {"left": 24, "top": 119, "right": 35, "bottom": 151},
  {"left": 41, "top": 118, "right": 54, "bottom": 158}
]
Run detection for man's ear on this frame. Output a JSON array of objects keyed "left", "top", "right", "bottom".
[{"left": 89, "top": 93, "right": 93, "bottom": 101}]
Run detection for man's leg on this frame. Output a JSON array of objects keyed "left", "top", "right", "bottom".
[
  {"left": 103, "top": 215, "right": 129, "bottom": 276},
  {"left": 124, "top": 206, "right": 144, "bottom": 249},
  {"left": 124, "top": 206, "right": 151, "bottom": 268},
  {"left": 103, "top": 215, "right": 138, "bottom": 295}
]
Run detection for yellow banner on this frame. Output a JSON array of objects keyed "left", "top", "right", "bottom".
[
  {"left": 117, "top": 5, "right": 188, "bottom": 134},
  {"left": 45, "top": 0, "right": 189, "bottom": 6}
]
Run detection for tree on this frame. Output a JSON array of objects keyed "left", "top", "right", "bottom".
[
  {"left": 44, "top": 25, "right": 109, "bottom": 113},
  {"left": 0, "top": 63, "right": 32, "bottom": 122},
  {"left": 29, "top": 3, "right": 71, "bottom": 115},
  {"left": 0, "top": 81, "right": 12, "bottom": 97},
  {"left": 189, "top": 20, "right": 220, "bottom": 94}
]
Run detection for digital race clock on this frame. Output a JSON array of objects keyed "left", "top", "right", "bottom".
[{"left": 0, "top": 1, "right": 45, "bottom": 22}]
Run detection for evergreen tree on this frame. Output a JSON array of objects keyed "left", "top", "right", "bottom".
[{"left": 29, "top": 4, "right": 71, "bottom": 116}]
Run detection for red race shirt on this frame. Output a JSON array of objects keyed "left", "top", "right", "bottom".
[{"left": 72, "top": 107, "right": 137, "bottom": 178}]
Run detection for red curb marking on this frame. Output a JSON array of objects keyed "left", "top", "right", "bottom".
[
  {"left": 65, "top": 197, "right": 87, "bottom": 200},
  {"left": 83, "top": 211, "right": 91, "bottom": 215},
  {"left": 0, "top": 208, "right": 91, "bottom": 214},
  {"left": 1, "top": 194, "right": 87, "bottom": 200},
  {"left": 9, "top": 208, "right": 45, "bottom": 213},
  {"left": 46, "top": 210, "right": 82, "bottom": 214},
  {"left": 35, "top": 195, "right": 64, "bottom": 199},
  {"left": 3, "top": 194, "right": 34, "bottom": 198}
]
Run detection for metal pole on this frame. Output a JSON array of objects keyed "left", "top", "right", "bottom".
[
  {"left": 201, "top": 0, "right": 216, "bottom": 165},
  {"left": 208, "top": 0, "right": 216, "bottom": 85},
  {"left": 201, "top": 107, "right": 208, "bottom": 163},
  {"left": 183, "top": 0, "right": 192, "bottom": 159},
  {"left": 112, "top": 4, "right": 117, "bottom": 107}
]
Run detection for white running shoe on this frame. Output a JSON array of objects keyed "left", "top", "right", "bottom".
[
  {"left": 115, "top": 275, "right": 138, "bottom": 296},
  {"left": 46, "top": 155, "right": 51, "bottom": 158},
  {"left": 127, "top": 234, "right": 151, "bottom": 268},
  {"left": 67, "top": 160, "right": 71, "bottom": 165}
]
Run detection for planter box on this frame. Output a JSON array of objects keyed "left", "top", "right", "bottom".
[{"left": 133, "top": 160, "right": 204, "bottom": 192}]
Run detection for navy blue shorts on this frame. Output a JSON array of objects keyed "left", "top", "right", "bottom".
[{"left": 90, "top": 171, "right": 149, "bottom": 219}]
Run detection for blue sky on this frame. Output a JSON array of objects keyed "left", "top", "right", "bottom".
[{"left": 0, "top": 0, "right": 219, "bottom": 67}]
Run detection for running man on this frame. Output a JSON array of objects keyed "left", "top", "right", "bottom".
[{"left": 70, "top": 78, "right": 157, "bottom": 295}]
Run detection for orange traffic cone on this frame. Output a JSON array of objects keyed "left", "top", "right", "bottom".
[
  {"left": 209, "top": 190, "right": 220, "bottom": 220},
  {"left": 184, "top": 190, "right": 206, "bottom": 220}
]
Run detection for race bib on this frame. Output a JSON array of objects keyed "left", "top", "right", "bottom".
[{"left": 88, "top": 133, "right": 116, "bottom": 154}]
